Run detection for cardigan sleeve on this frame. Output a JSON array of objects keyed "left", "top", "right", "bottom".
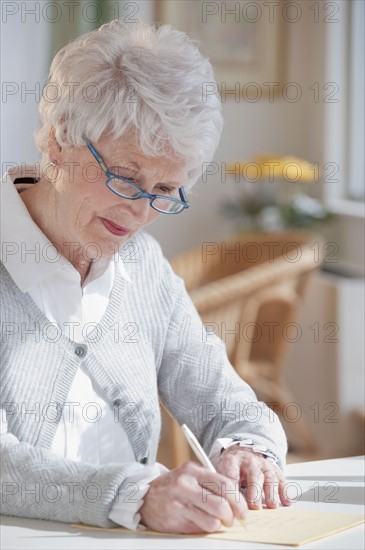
[
  {"left": 156, "top": 257, "right": 288, "bottom": 473},
  {"left": 0, "top": 417, "right": 153, "bottom": 527}
]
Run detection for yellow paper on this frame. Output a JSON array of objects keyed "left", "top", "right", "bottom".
[{"left": 72, "top": 508, "right": 364, "bottom": 546}]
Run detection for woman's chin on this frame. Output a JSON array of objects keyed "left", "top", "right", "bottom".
[{"left": 91, "top": 233, "right": 134, "bottom": 258}]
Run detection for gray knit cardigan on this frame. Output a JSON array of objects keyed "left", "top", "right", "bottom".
[{"left": 0, "top": 230, "right": 287, "bottom": 527}]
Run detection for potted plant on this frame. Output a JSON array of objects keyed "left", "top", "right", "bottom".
[{"left": 222, "top": 154, "right": 332, "bottom": 234}]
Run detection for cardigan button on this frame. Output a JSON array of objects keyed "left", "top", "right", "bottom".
[
  {"left": 75, "top": 346, "right": 86, "bottom": 357},
  {"left": 140, "top": 457, "right": 148, "bottom": 464}
]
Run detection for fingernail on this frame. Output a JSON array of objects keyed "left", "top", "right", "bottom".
[{"left": 249, "top": 501, "right": 261, "bottom": 509}]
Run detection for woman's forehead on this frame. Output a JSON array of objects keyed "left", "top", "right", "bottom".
[{"left": 96, "top": 135, "right": 188, "bottom": 178}]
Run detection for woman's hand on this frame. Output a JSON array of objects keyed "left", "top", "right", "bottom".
[
  {"left": 212, "top": 446, "right": 292, "bottom": 509},
  {"left": 139, "top": 460, "right": 247, "bottom": 533}
]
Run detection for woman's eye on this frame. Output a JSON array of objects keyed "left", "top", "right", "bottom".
[{"left": 157, "top": 186, "right": 173, "bottom": 195}]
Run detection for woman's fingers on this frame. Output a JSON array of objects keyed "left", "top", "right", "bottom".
[
  {"left": 262, "top": 468, "right": 280, "bottom": 508},
  {"left": 163, "top": 499, "right": 219, "bottom": 534},
  {"left": 172, "top": 461, "right": 246, "bottom": 524},
  {"left": 139, "top": 460, "right": 247, "bottom": 534},
  {"left": 180, "top": 500, "right": 224, "bottom": 533},
  {"left": 192, "top": 462, "right": 248, "bottom": 521},
  {"left": 262, "top": 461, "right": 292, "bottom": 507},
  {"left": 244, "top": 464, "right": 291, "bottom": 509},
  {"left": 279, "top": 477, "right": 293, "bottom": 506},
  {"left": 243, "top": 466, "right": 265, "bottom": 509},
  {"left": 168, "top": 467, "right": 234, "bottom": 526},
  {"left": 215, "top": 448, "right": 292, "bottom": 510}
]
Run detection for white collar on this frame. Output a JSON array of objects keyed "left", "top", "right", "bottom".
[{"left": 0, "top": 165, "right": 132, "bottom": 292}]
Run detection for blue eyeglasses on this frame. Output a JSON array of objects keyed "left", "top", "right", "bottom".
[{"left": 82, "top": 135, "right": 190, "bottom": 215}]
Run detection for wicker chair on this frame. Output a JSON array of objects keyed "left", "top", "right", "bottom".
[{"left": 157, "top": 231, "right": 323, "bottom": 468}]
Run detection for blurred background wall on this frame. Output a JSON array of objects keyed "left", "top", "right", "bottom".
[{"left": 1, "top": 0, "right": 364, "bottom": 460}]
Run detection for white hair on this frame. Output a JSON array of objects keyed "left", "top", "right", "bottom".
[{"left": 34, "top": 19, "right": 223, "bottom": 188}]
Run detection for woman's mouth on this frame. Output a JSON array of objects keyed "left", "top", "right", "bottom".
[{"left": 100, "top": 218, "right": 131, "bottom": 236}]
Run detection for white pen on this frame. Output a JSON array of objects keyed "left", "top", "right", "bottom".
[{"left": 181, "top": 423, "right": 246, "bottom": 529}]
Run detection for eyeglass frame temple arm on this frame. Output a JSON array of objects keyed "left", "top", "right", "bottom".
[
  {"left": 82, "top": 134, "right": 109, "bottom": 174},
  {"left": 179, "top": 186, "right": 189, "bottom": 207}
]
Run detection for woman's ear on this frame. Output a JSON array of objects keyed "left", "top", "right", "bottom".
[{"left": 47, "top": 127, "right": 62, "bottom": 165}]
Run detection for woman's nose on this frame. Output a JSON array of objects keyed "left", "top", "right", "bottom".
[{"left": 125, "top": 197, "right": 151, "bottom": 225}]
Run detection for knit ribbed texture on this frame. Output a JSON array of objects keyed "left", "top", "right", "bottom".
[{"left": 0, "top": 230, "right": 287, "bottom": 527}]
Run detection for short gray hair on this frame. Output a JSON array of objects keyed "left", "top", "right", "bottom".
[{"left": 34, "top": 19, "right": 223, "bottom": 187}]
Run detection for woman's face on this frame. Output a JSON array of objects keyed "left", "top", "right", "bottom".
[{"left": 50, "top": 133, "right": 189, "bottom": 258}]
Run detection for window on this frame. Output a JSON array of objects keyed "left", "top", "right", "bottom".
[
  {"left": 323, "top": 0, "right": 365, "bottom": 215},
  {"left": 347, "top": 0, "right": 364, "bottom": 201}
]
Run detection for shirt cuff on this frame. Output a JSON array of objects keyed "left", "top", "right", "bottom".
[
  {"left": 209, "top": 437, "right": 279, "bottom": 465},
  {"left": 108, "top": 462, "right": 169, "bottom": 530}
]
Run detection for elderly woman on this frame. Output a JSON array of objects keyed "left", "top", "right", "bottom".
[{"left": 0, "top": 20, "right": 290, "bottom": 534}]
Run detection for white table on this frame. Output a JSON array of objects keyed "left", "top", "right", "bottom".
[{"left": 1, "top": 456, "right": 364, "bottom": 549}]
